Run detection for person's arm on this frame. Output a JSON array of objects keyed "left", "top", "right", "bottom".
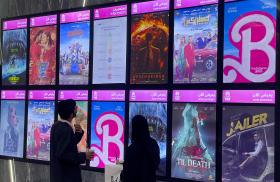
[
  {"left": 54, "top": 126, "right": 86, "bottom": 165},
  {"left": 75, "top": 130, "right": 84, "bottom": 144},
  {"left": 120, "top": 147, "right": 132, "bottom": 182},
  {"left": 249, "top": 141, "right": 264, "bottom": 157}
]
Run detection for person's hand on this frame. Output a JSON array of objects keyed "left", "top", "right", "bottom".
[
  {"left": 74, "top": 124, "right": 83, "bottom": 133},
  {"left": 86, "top": 149, "right": 94, "bottom": 160}
]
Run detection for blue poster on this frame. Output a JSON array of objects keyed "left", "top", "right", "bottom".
[
  {"left": 0, "top": 100, "right": 25, "bottom": 157},
  {"left": 90, "top": 102, "right": 125, "bottom": 168},
  {"left": 26, "top": 100, "right": 55, "bottom": 161},
  {"left": 59, "top": 21, "right": 90, "bottom": 85}
]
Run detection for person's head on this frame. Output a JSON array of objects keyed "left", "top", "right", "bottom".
[
  {"left": 40, "top": 31, "right": 52, "bottom": 46},
  {"left": 253, "top": 131, "right": 261, "bottom": 142},
  {"left": 8, "top": 106, "right": 17, "bottom": 127},
  {"left": 188, "top": 35, "right": 193, "bottom": 43},
  {"left": 131, "top": 115, "right": 150, "bottom": 143},
  {"left": 58, "top": 99, "right": 77, "bottom": 121},
  {"left": 34, "top": 30, "right": 43, "bottom": 43}
]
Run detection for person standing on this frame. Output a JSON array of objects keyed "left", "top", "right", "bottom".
[{"left": 184, "top": 36, "right": 196, "bottom": 83}]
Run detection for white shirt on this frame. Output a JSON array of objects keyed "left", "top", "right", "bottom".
[{"left": 249, "top": 140, "right": 264, "bottom": 157}]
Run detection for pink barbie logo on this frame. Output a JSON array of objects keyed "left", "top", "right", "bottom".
[
  {"left": 224, "top": 11, "right": 276, "bottom": 83},
  {"left": 90, "top": 112, "right": 124, "bottom": 168}
]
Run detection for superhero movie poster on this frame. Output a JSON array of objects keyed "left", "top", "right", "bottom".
[
  {"left": 2, "top": 29, "right": 27, "bottom": 85},
  {"left": 29, "top": 26, "right": 56, "bottom": 85},
  {"left": 174, "top": 5, "right": 218, "bottom": 83},
  {"left": 0, "top": 100, "right": 25, "bottom": 158},
  {"left": 172, "top": 103, "right": 216, "bottom": 181},
  {"left": 222, "top": 106, "right": 274, "bottom": 182},
  {"left": 93, "top": 17, "right": 127, "bottom": 84},
  {"left": 223, "top": 0, "right": 276, "bottom": 83},
  {"left": 26, "top": 100, "right": 55, "bottom": 161},
  {"left": 90, "top": 102, "right": 125, "bottom": 168},
  {"left": 130, "top": 12, "right": 169, "bottom": 84},
  {"left": 59, "top": 21, "right": 90, "bottom": 85},
  {"left": 129, "top": 102, "right": 167, "bottom": 176},
  {"left": 58, "top": 101, "right": 88, "bottom": 153}
]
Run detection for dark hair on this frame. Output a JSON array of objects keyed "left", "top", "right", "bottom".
[
  {"left": 131, "top": 115, "right": 150, "bottom": 143},
  {"left": 58, "top": 99, "right": 76, "bottom": 120},
  {"left": 146, "top": 33, "right": 153, "bottom": 42}
]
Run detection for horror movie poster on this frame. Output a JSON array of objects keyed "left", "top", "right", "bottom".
[
  {"left": 0, "top": 100, "right": 25, "bottom": 158},
  {"left": 130, "top": 12, "right": 169, "bottom": 84},
  {"left": 174, "top": 5, "right": 218, "bottom": 83},
  {"left": 172, "top": 103, "right": 216, "bottom": 181},
  {"left": 29, "top": 26, "right": 57, "bottom": 85},
  {"left": 59, "top": 21, "right": 90, "bottom": 85},
  {"left": 223, "top": 0, "right": 276, "bottom": 83},
  {"left": 2, "top": 29, "right": 27, "bottom": 85},
  {"left": 90, "top": 102, "right": 125, "bottom": 168},
  {"left": 129, "top": 102, "right": 167, "bottom": 176},
  {"left": 222, "top": 106, "right": 274, "bottom": 182}
]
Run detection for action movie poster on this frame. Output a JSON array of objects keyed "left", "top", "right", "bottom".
[
  {"left": 2, "top": 29, "right": 27, "bottom": 85},
  {"left": 29, "top": 26, "right": 57, "bottom": 85},
  {"left": 222, "top": 106, "right": 274, "bottom": 182},
  {"left": 223, "top": 0, "right": 276, "bottom": 83},
  {"left": 130, "top": 12, "right": 169, "bottom": 84},
  {"left": 58, "top": 101, "right": 88, "bottom": 152},
  {"left": 172, "top": 103, "right": 216, "bottom": 181},
  {"left": 174, "top": 5, "right": 218, "bottom": 83},
  {"left": 26, "top": 100, "right": 55, "bottom": 161},
  {"left": 0, "top": 100, "right": 25, "bottom": 158},
  {"left": 59, "top": 21, "right": 90, "bottom": 85},
  {"left": 129, "top": 102, "right": 167, "bottom": 176},
  {"left": 90, "top": 102, "right": 125, "bottom": 168},
  {"left": 93, "top": 17, "right": 127, "bottom": 84}
]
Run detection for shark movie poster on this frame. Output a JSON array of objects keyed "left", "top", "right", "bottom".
[
  {"left": 26, "top": 100, "right": 55, "bottom": 161},
  {"left": 59, "top": 21, "right": 90, "bottom": 85},
  {"left": 223, "top": 0, "right": 276, "bottom": 83},
  {"left": 0, "top": 100, "right": 25, "bottom": 158},
  {"left": 222, "top": 106, "right": 274, "bottom": 182},
  {"left": 130, "top": 12, "right": 169, "bottom": 84},
  {"left": 90, "top": 102, "right": 125, "bottom": 168},
  {"left": 174, "top": 5, "right": 218, "bottom": 83},
  {"left": 2, "top": 29, "right": 27, "bottom": 85},
  {"left": 172, "top": 103, "right": 216, "bottom": 181},
  {"left": 129, "top": 102, "right": 167, "bottom": 176},
  {"left": 29, "top": 26, "right": 57, "bottom": 85}
]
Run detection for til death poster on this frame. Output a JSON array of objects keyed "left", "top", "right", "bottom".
[
  {"left": 172, "top": 103, "right": 216, "bottom": 181},
  {"left": 0, "top": 100, "right": 25, "bottom": 158},
  {"left": 2, "top": 29, "right": 27, "bottom": 85},
  {"left": 222, "top": 106, "right": 274, "bottom": 182},
  {"left": 130, "top": 12, "right": 169, "bottom": 84},
  {"left": 29, "top": 26, "right": 57, "bottom": 85}
]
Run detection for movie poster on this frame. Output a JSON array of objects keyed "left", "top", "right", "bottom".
[
  {"left": 174, "top": 5, "right": 218, "bottom": 83},
  {"left": 29, "top": 26, "right": 56, "bottom": 85},
  {"left": 130, "top": 12, "right": 169, "bottom": 84},
  {"left": 129, "top": 102, "right": 167, "bottom": 175},
  {"left": 222, "top": 106, "right": 274, "bottom": 182},
  {"left": 172, "top": 103, "right": 216, "bottom": 181},
  {"left": 2, "top": 29, "right": 27, "bottom": 85},
  {"left": 93, "top": 17, "right": 127, "bottom": 84},
  {"left": 58, "top": 101, "right": 88, "bottom": 152},
  {"left": 26, "top": 100, "right": 55, "bottom": 161},
  {"left": 90, "top": 102, "right": 125, "bottom": 168},
  {"left": 223, "top": 0, "right": 276, "bottom": 83},
  {"left": 59, "top": 21, "right": 90, "bottom": 85},
  {"left": 0, "top": 100, "right": 25, "bottom": 158}
]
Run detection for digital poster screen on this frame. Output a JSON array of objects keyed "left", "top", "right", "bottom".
[
  {"left": 2, "top": 19, "right": 27, "bottom": 85},
  {"left": 174, "top": 0, "right": 218, "bottom": 8},
  {"left": 93, "top": 5, "right": 127, "bottom": 84}
]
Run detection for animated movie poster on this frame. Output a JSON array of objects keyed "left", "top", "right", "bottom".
[
  {"left": 2, "top": 29, "right": 27, "bottom": 85},
  {"left": 0, "top": 100, "right": 25, "bottom": 158},
  {"left": 59, "top": 21, "right": 90, "bottom": 85},
  {"left": 93, "top": 17, "right": 127, "bottom": 84},
  {"left": 130, "top": 12, "right": 169, "bottom": 84},
  {"left": 174, "top": 5, "right": 218, "bottom": 83},
  {"left": 129, "top": 102, "right": 167, "bottom": 176},
  {"left": 26, "top": 100, "right": 55, "bottom": 161},
  {"left": 29, "top": 26, "right": 56, "bottom": 85},
  {"left": 223, "top": 0, "right": 276, "bottom": 83},
  {"left": 58, "top": 101, "right": 88, "bottom": 152},
  {"left": 222, "top": 106, "right": 274, "bottom": 182},
  {"left": 172, "top": 103, "right": 216, "bottom": 181},
  {"left": 90, "top": 102, "right": 125, "bottom": 168}
]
